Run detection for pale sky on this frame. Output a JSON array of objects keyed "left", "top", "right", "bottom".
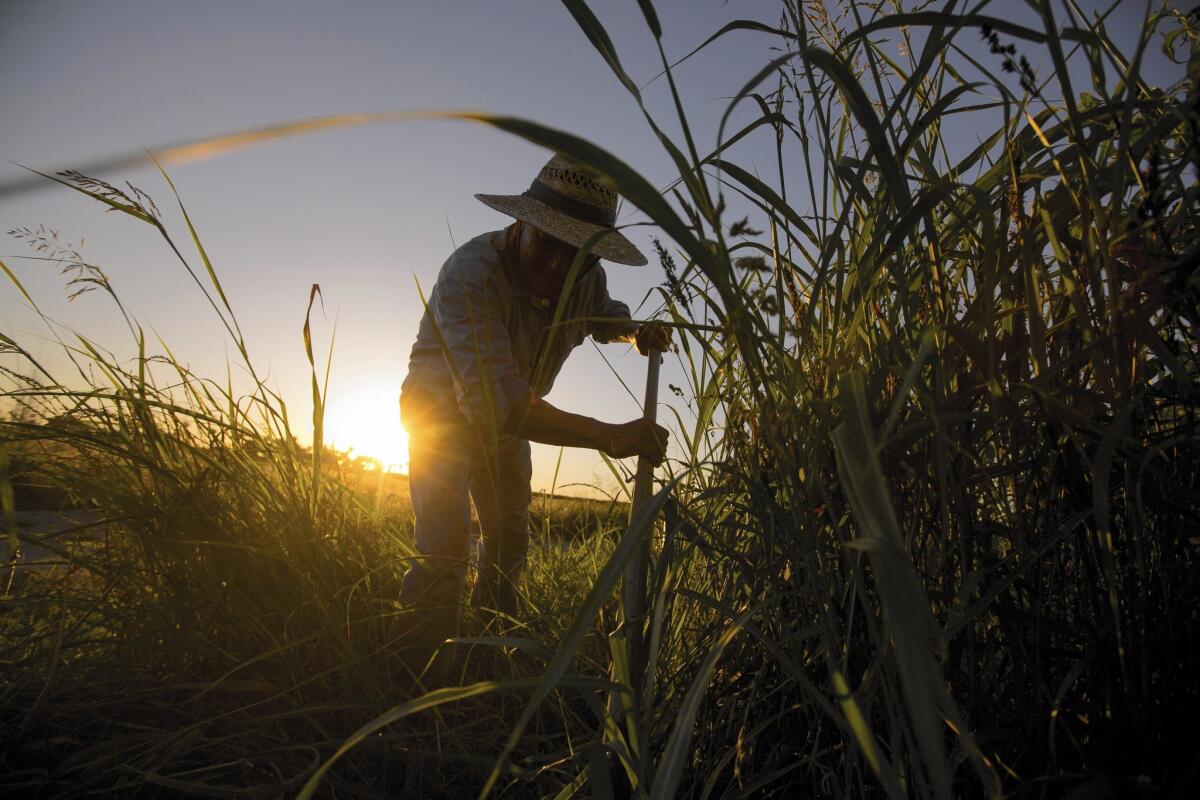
[{"left": 0, "top": 0, "right": 1184, "bottom": 496}]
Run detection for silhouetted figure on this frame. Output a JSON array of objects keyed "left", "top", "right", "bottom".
[{"left": 397, "top": 154, "right": 670, "bottom": 669}]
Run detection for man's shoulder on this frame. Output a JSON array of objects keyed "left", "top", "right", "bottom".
[{"left": 440, "top": 231, "right": 506, "bottom": 287}]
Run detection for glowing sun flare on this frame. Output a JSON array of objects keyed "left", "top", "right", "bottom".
[{"left": 323, "top": 385, "right": 409, "bottom": 471}]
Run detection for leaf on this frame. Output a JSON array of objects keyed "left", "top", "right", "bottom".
[
  {"left": 640, "top": 19, "right": 790, "bottom": 91},
  {"left": 635, "top": 0, "right": 661, "bottom": 39},
  {"left": 0, "top": 256, "right": 35, "bottom": 306},
  {"left": 480, "top": 480, "right": 680, "bottom": 797},
  {"left": 801, "top": 46, "right": 908, "bottom": 207},
  {"left": 560, "top": 0, "right": 640, "bottom": 96},
  {"left": 650, "top": 614, "right": 747, "bottom": 800},
  {"left": 297, "top": 675, "right": 622, "bottom": 800},
  {"left": 302, "top": 284, "right": 326, "bottom": 509},
  {"left": 831, "top": 371, "right": 955, "bottom": 800},
  {"left": 841, "top": 11, "right": 1097, "bottom": 49},
  {"left": 831, "top": 670, "right": 898, "bottom": 794}
]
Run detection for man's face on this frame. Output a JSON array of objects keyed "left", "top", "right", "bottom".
[{"left": 518, "top": 224, "right": 599, "bottom": 300}]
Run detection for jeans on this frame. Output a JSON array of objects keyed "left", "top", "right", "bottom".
[{"left": 398, "top": 385, "right": 532, "bottom": 641}]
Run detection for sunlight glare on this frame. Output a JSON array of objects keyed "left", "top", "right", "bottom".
[{"left": 324, "top": 382, "right": 408, "bottom": 472}]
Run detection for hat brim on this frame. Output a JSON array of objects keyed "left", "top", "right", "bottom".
[{"left": 475, "top": 193, "right": 647, "bottom": 266}]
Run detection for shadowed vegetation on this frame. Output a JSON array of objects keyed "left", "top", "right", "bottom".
[{"left": 3, "top": 1, "right": 1198, "bottom": 797}]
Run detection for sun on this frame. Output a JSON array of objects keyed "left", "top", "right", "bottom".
[{"left": 323, "top": 382, "right": 409, "bottom": 472}]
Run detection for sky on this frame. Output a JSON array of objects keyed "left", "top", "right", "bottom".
[{"left": 0, "top": 0, "right": 1187, "bottom": 497}]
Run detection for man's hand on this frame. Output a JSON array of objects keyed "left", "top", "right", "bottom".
[
  {"left": 633, "top": 322, "right": 673, "bottom": 356},
  {"left": 604, "top": 419, "right": 669, "bottom": 464}
]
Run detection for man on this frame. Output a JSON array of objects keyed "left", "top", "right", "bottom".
[{"left": 398, "top": 154, "right": 671, "bottom": 650}]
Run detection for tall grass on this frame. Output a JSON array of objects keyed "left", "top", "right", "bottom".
[
  {"left": 3, "top": 0, "right": 1198, "bottom": 797},
  {"left": 434, "top": 1, "right": 1197, "bottom": 796}
]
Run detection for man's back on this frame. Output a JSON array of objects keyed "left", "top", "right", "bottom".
[{"left": 404, "top": 229, "right": 629, "bottom": 429}]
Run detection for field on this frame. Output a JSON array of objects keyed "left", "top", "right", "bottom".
[{"left": 3, "top": 1, "right": 1199, "bottom": 798}]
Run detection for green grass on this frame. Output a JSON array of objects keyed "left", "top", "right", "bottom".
[{"left": 3, "top": 1, "right": 1199, "bottom": 797}]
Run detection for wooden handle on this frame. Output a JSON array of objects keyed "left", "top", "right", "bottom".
[
  {"left": 622, "top": 347, "right": 660, "bottom": 701},
  {"left": 630, "top": 348, "right": 661, "bottom": 511}
]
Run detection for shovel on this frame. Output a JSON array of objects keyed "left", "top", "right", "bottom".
[
  {"left": 608, "top": 347, "right": 661, "bottom": 732},
  {"left": 624, "top": 347, "right": 660, "bottom": 665}
]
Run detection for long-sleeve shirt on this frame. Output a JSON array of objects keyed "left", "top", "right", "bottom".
[{"left": 403, "top": 230, "right": 636, "bottom": 431}]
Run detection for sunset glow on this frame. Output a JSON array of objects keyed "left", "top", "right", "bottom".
[{"left": 324, "top": 383, "right": 408, "bottom": 472}]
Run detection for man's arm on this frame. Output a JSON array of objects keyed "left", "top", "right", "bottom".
[
  {"left": 588, "top": 265, "right": 673, "bottom": 353},
  {"left": 512, "top": 396, "right": 668, "bottom": 463},
  {"left": 588, "top": 268, "right": 638, "bottom": 343}
]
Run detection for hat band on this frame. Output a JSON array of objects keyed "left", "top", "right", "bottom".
[{"left": 521, "top": 179, "right": 615, "bottom": 228}]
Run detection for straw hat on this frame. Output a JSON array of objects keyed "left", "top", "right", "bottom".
[{"left": 475, "top": 154, "right": 647, "bottom": 266}]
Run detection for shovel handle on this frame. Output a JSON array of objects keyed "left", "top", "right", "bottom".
[
  {"left": 622, "top": 348, "right": 660, "bottom": 694},
  {"left": 630, "top": 348, "right": 661, "bottom": 511}
]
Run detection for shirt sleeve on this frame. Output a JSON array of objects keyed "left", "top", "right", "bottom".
[
  {"left": 589, "top": 267, "right": 638, "bottom": 344},
  {"left": 430, "top": 268, "right": 533, "bottom": 431}
]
